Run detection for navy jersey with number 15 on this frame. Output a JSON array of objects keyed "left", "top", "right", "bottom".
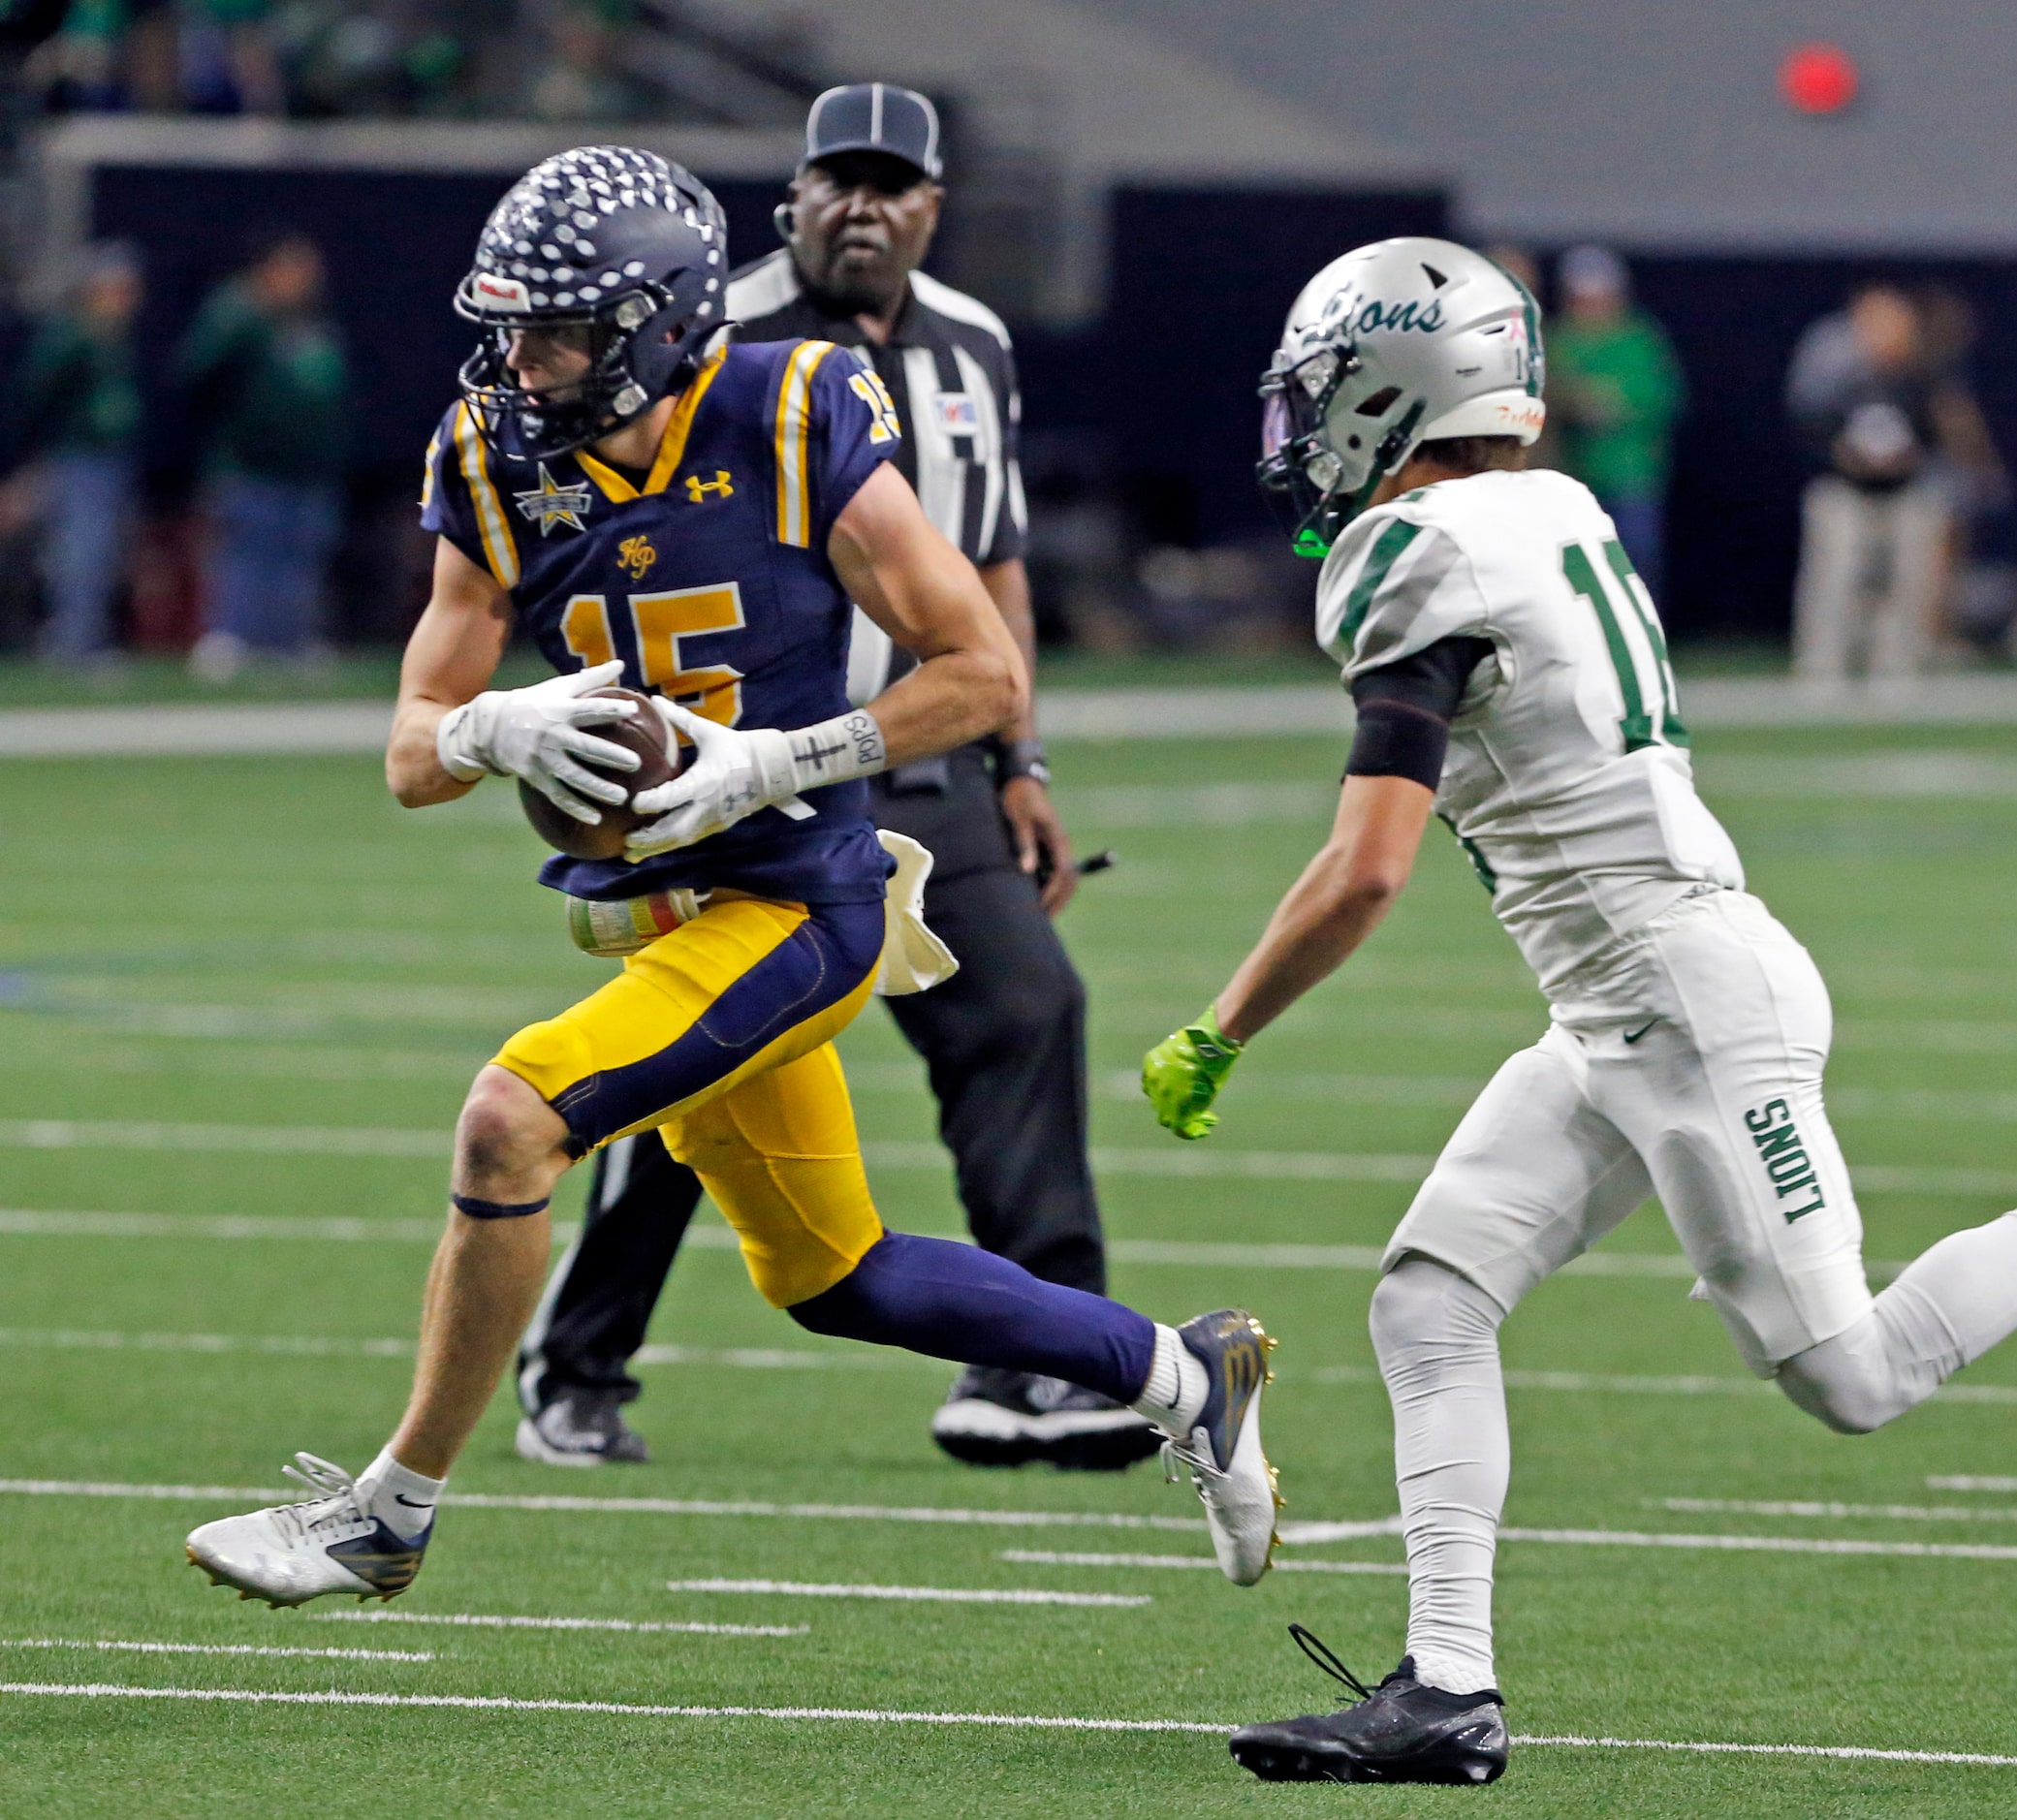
[{"left": 420, "top": 337, "right": 904, "bottom": 904}]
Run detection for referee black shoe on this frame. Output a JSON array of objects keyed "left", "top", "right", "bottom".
[
  {"left": 930, "top": 1367, "right": 1162, "bottom": 1471},
  {"left": 515, "top": 1390, "right": 649, "bottom": 1466},
  {"left": 1229, "top": 1627, "right": 1509, "bottom": 1785}
]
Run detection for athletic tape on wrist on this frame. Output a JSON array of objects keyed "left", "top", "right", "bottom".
[
  {"left": 451, "top": 1193, "right": 552, "bottom": 1220},
  {"left": 785, "top": 708, "right": 886, "bottom": 791}
]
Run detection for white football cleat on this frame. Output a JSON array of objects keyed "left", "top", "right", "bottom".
[
  {"left": 185, "top": 1453, "right": 430, "bottom": 1608},
  {"left": 1161, "top": 1309, "right": 1281, "bottom": 1585}
]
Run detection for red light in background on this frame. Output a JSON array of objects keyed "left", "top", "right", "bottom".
[{"left": 1781, "top": 43, "right": 1859, "bottom": 114}]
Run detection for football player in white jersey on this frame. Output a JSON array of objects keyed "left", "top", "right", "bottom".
[{"left": 1142, "top": 236, "right": 2017, "bottom": 1787}]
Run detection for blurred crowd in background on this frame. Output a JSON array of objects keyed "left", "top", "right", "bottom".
[
  {"left": 0, "top": 4, "right": 2011, "bottom": 679},
  {"left": 4, "top": 228, "right": 345, "bottom": 675},
  {"left": 16, "top": 0, "right": 817, "bottom": 126}
]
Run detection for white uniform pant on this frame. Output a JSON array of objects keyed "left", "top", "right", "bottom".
[
  {"left": 1385, "top": 888, "right": 1868, "bottom": 1370},
  {"left": 1790, "top": 474, "right": 1950, "bottom": 683},
  {"left": 1375, "top": 887, "right": 2017, "bottom": 1694}
]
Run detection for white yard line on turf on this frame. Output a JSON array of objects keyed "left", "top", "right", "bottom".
[
  {"left": 7, "top": 675, "right": 2017, "bottom": 759},
  {"left": 1089, "top": 1070, "right": 2017, "bottom": 1123},
  {"left": 315, "top": 1612, "right": 805, "bottom": 1638},
  {"left": 8, "top": 1117, "right": 2013, "bottom": 1199},
  {"left": 2, "top": 1681, "right": 2013, "bottom": 1767},
  {"left": 0, "top": 1209, "right": 462, "bottom": 1243},
  {"left": 0, "top": 1327, "right": 418, "bottom": 1359},
  {"left": 0, "top": 1638, "right": 431, "bottom": 1661},
  {"left": 1931, "top": 1476, "right": 2017, "bottom": 1492},
  {"left": 8, "top": 1476, "right": 2009, "bottom": 1561},
  {"left": 0, "top": 1119, "right": 449, "bottom": 1157},
  {"left": 667, "top": 1579, "right": 1151, "bottom": 1608},
  {"left": 1497, "top": 1526, "right": 2017, "bottom": 1561},
  {"left": 1660, "top": 1497, "right": 2017, "bottom": 1524},
  {"left": 999, "top": 1551, "right": 1407, "bottom": 1576},
  {"left": 0, "top": 1479, "right": 1213, "bottom": 1531},
  {"left": 3, "top": 1329, "right": 2013, "bottom": 1416}
]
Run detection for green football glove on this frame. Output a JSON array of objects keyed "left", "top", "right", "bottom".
[{"left": 1143, "top": 1006, "right": 1245, "bottom": 1141}]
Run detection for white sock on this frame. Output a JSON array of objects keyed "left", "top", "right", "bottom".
[
  {"left": 1371, "top": 1258, "right": 1510, "bottom": 1697},
  {"left": 1780, "top": 1209, "right": 2017, "bottom": 1432},
  {"left": 1129, "top": 1324, "right": 1209, "bottom": 1437},
  {"left": 355, "top": 1447, "right": 445, "bottom": 1543}
]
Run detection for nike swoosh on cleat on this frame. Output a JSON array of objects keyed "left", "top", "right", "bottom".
[
  {"left": 393, "top": 1495, "right": 435, "bottom": 1510},
  {"left": 1623, "top": 1020, "right": 1657, "bottom": 1044}
]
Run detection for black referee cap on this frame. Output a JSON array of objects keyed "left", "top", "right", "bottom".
[{"left": 804, "top": 82, "right": 942, "bottom": 182}]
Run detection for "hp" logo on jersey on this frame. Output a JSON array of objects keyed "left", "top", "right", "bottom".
[{"left": 617, "top": 536, "right": 658, "bottom": 580}]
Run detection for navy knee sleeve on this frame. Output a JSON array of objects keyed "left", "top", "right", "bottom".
[{"left": 788, "top": 1232, "right": 1154, "bottom": 1405}]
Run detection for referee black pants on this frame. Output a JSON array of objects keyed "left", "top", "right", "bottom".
[{"left": 518, "top": 747, "right": 1108, "bottom": 1411}]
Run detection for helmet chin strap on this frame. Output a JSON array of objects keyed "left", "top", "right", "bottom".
[{"left": 1296, "top": 398, "right": 1427, "bottom": 558}]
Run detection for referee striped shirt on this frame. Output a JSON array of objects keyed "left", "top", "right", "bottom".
[{"left": 726, "top": 248, "right": 1027, "bottom": 702}]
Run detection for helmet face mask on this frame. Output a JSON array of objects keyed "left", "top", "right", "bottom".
[
  {"left": 1255, "top": 237, "right": 1546, "bottom": 557},
  {"left": 454, "top": 147, "right": 729, "bottom": 462}
]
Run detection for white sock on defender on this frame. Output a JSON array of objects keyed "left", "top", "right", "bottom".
[
  {"left": 1129, "top": 1324, "right": 1209, "bottom": 1436},
  {"left": 355, "top": 1448, "right": 445, "bottom": 1543},
  {"left": 1371, "top": 1257, "right": 1510, "bottom": 1698},
  {"left": 1780, "top": 1210, "right": 2017, "bottom": 1433}
]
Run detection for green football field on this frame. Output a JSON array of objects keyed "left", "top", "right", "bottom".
[{"left": 5, "top": 709, "right": 2017, "bottom": 1816}]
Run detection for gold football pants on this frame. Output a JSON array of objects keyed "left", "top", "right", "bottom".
[{"left": 491, "top": 894, "right": 885, "bottom": 1306}]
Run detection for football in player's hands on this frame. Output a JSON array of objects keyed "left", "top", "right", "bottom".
[{"left": 520, "top": 687, "right": 685, "bottom": 861}]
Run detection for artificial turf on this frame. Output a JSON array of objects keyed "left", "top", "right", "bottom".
[{"left": 3, "top": 713, "right": 2016, "bottom": 1816}]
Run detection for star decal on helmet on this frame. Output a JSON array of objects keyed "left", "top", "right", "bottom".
[{"left": 514, "top": 464, "right": 594, "bottom": 536}]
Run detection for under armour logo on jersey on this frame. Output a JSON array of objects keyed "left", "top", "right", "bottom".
[
  {"left": 513, "top": 464, "right": 592, "bottom": 536},
  {"left": 684, "top": 470, "right": 734, "bottom": 503},
  {"left": 616, "top": 535, "right": 658, "bottom": 580}
]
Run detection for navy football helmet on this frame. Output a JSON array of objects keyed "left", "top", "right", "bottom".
[{"left": 456, "top": 146, "right": 728, "bottom": 460}]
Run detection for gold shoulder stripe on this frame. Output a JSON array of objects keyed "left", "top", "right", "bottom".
[
  {"left": 453, "top": 403, "right": 520, "bottom": 588},
  {"left": 574, "top": 342, "right": 730, "bottom": 504},
  {"left": 773, "top": 339, "right": 834, "bottom": 548},
  {"left": 646, "top": 342, "right": 727, "bottom": 494},
  {"left": 420, "top": 431, "right": 440, "bottom": 512}
]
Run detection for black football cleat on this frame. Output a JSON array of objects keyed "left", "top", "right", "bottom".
[
  {"left": 930, "top": 1367, "right": 1162, "bottom": 1471},
  {"left": 515, "top": 1390, "right": 649, "bottom": 1466},
  {"left": 1229, "top": 1626, "right": 1509, "bottom": 1785}
]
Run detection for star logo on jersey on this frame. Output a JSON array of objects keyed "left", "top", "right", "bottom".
[
  {"left": 684, "top": 470, "right": 734, "bottom": 503},
  {"left": 617, "top": 534, "right": 658, "bottom": 580},
  {"left": 513, "top": 464, "right": 593, "bottom": 537}
]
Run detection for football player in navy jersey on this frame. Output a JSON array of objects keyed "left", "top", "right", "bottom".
[{"left": 186, "top": 147, "right": 1278, "bottom": 1608}]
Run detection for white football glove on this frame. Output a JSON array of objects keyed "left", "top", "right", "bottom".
[
  {"left": 435, "top": 659, "right": 640, "bottom": 826},
  {"left": 624, "top": 700, "right": 805, "bottom": 860}
]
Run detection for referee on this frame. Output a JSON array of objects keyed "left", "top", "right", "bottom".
[{"left": 515, "top": 84, "right": 1156, "bottom": 1474}]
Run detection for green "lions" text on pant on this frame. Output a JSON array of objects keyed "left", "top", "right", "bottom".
[{"left": 1745, "top": 1099, "right": 1826, "bottom": 1221}]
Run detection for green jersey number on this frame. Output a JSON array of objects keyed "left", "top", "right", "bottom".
[{"left": 1560, "top": 539, "right": 1688, "bottom": 752}]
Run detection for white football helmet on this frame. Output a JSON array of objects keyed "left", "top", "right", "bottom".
[{"left": 1258, "top": 236, "right": 1546, "bottom": 555}]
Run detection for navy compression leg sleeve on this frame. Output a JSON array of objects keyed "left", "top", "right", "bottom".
[{"left": 787, "top": 1232, "right": 1154, "bottom": 1404}]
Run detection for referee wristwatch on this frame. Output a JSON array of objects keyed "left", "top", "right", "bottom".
[{"left": 993, "top": 737, "right": 1052, "bottom": 789}]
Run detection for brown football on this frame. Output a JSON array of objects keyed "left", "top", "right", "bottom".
[{"left": 519, "top": 687, "right": 683, "bottom": 862}]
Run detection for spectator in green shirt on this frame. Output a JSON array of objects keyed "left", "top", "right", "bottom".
[
  {"left": 12, "top": 240, "right": 142, "bottom": 666},
  {"left": 176, "top": 233, "right": 349, "bottom": 680},
  {"left": 1549, "top": 244, "right": 1685, "bottom": 601}
]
